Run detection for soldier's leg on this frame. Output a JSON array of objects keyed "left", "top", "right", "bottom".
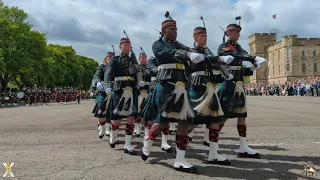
[
  {"left": 237, "top": 117, "right": 260, "bottom": 158},
  {"left": 169, "top": 122, "right": 177, "bottom": 134},
  {"left": 110, "top": 119, "right": 121, "bottom": 148},
  {"left": 123, "top": 115, "right": 136, "bottom": 155},
  {"left": 160, "top": 124, "right": 173, "bottom": 153},
  {"left": 207, "top": 122, "right": 231, "bottom": 166},
  {"left": 98, "top": 117, "right": 107, "bottom": 139},
  {"left": 143, "top": 120, "right": 152, "bottom": 140},
  {"left": 104, "top": 118, "right": 111, "bottom": 136},
  {"left": 202, "top": 124, "right": 210, "bottom": 146},
  {"left": 174, "top": 120, "right": 197, "bottom": 173},
  {"left": 141, "top": 122, "right": 168, "bottom": 161}
]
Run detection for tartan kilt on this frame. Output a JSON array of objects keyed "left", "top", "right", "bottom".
[
  {"left": 93, "top": 92, "right": 107, "bottom": 118},
  {"left": 152, "top": 82, "right": 183, "bottom": 124},
  {"left": 141, "top": 89, "right": 156, "bottom": 121},
  {"left": 218, "top": 81, "right": 247, "bottom": 118},
  {"left": 107, "top": 87, "right": 138, "bottom": 120},
  {"left": 188, "top": 84, "right": 222, "bottom": 125}
]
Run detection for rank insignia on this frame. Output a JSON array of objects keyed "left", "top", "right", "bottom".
[{"left": 222, "top": 47, "right": 231, "bottom": 51}]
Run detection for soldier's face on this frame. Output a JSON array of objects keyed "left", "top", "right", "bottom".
[
  {"left": 139, "top": 55, "right": 147, "bottom": 65},
  {"left": 228, "top": 31, "right": 240, "bottom": 41},
  {"left": 194, "top": 33, "right": 207, "bottom": 46},
  {"left": 104, "top": 56, "right": 112, "bottom": 64},
  {"left": 164, "top": 26, "right": 177, "bottom": 41},
  {"left": 120, "top": 43, "right": 131, "bottom": 54}
]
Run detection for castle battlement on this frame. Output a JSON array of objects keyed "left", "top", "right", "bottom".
[{"left": 248, "top": 33, "right": 276, "bottom": 45}]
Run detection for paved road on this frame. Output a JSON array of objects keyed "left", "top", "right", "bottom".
[{"left": 0, "top": 97, "right": 319, "bottom": 180}]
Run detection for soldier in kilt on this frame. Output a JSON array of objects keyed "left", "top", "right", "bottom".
[
  {"left": 140, "top": 56, "right": 173, "bottom": 153},
  {"left": 141, "top": 12, "right": 208, "bottom": 173},
  {"left": 217, "top": 23, "right": 267, "bottom": 159},
  {"left": 134, "top": 52, "right": 150, "bottom": 137},
  {"left": 187, "top": 26, "right": 234, "bottom": 166},
  {"left": 105, "top": 38, "right": 146, "bottom": 155},
  {"left": 93, "top": 52, "right": 115, "bottom": 139}
]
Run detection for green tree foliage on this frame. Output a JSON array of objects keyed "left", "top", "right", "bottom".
[{"left": 0, "top": 2, "right": 98, "bottom": 91}]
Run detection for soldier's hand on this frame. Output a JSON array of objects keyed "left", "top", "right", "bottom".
[
  {"left": 250, "top": 64, "right": 261, "bottom": 71},
  {"left": 219, "top": 55, "right": 234, "bottom": 64},
  {"left": 188, "top": 52, "right": 205, "bottom": 63},
  {"left": 137, "top": 81, "right": 145, "bottom": 87},
  {"left": 105, "top": 88, "right": 112, "bottom": 94},
  {"left": 254, "top": 56, "right": 268, "bottom": 64},
  {"left": 96, "top": 82, "right": 103, "bottom": 91}
]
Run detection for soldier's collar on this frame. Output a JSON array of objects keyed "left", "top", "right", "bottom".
[
  {"left": 163, "top": 37, "right": 176, "bottom": 44},
  {"left": 121, "top": 53, "right": 129, "bottom": 57},
  {"left": 195, "top": 46, "right": 205, "bottom": 51},
  {"left": 227, "top": 40, "right": 237, "bottom": 45}
]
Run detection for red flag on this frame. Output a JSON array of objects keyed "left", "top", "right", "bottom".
[{"left": 272, "top": 14, "right": 276, "bottom": 19}]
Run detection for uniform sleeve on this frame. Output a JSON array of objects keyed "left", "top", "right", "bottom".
[
  {"left": 104, "top": 57, "right": 116, "bottom": 88},
  {"left": 217, "top": 43, "right": 250, "bottom": 61},
  {"left": 152, "top": 40, "right": 177, "bottom": 64},
  {"left": 147, "top": 57, "right": 158, "bottom": 74},
  {"left": 97, "top": 65, "right": 104, "bottom": 82}
]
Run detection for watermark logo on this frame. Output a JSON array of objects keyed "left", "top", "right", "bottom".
[
  {"left": 302, "top": 161, "right": 317, "bottom": 177},
  {"left": 3, "top": 161, "right": 14, "bottom": 177}
]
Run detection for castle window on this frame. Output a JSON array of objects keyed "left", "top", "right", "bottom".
[
  {"left": 302, "top": 49, "right": 306, "bottom": 57},
  {"left": 273, "top": 66, "right": 274, "bottom": 76},
  {"left": 278, "top": 65, "right": 280, "bottom": 75},
  {"left": 278, "top": 50, "right": 280, "bottom": 61},
  {"left": 287, "top": 48, "right": 290, "bottom": 59},
  {"left": 313, "top": 49, "right": 317, "bottom": 57},
  {"left": 314, "top": 63, "right": 318, "bottom": 73},
  {"left": 302, "top": 63, "right": 306, "bottom": 73}
]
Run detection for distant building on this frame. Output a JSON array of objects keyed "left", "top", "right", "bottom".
[{"left": 248, "top": 33, "right": 320, "bottom": 84}]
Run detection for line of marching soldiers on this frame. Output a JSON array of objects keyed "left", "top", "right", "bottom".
[
  {"left": 91, "top": 12, "right": 268, "bottom": 174},
  {"left": 0, "top": 87, "right": 86, "bottom": 107}
]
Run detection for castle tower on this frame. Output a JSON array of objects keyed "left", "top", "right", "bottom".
[{"left": 248, "top": 33, "right": 276, "bottom": 83}]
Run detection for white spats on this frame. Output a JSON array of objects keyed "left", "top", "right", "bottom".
[
  {"left": 170, "top": 123, "right": 177, "bottom": 132},
  {"left": 161, "top": 134, "right": 172, "bottom": 150},
  {"left": 110, "top": 129, "right": 119, "bottom": 145},
  {"left": 161, "top": 81, "right": 194, "bottom": 120},
  {"left": 105, "top": 123, "right": 111, "bottom": 136},
  {"left": 142, "top": 139, "right": 154, "bottom": 156},
  {"left": 113, "top": 86, "right": 133, "bottom": 116},
  {"left": 144, "top": 127, "right": 150, "bottom": 140},
  {"left": 239, "top": 136, "right": 258, "bottom": 155},
  {"left": 203, "top": 128, "right": 210, "bottom": 144},
  {"left": 193, "top": 82, "right": 223, "bottom": 117},
  {"left": 134, "top": 123, "right": 142, "bottom": 136},
  {"left": 208, "top": 142, "right": 228, "bottom": 161},
  {"left": 174, "top": 146, "right": 194, "bottom": 169},
  {"left": 124, "top": 135, "right": 134, "bottom": 151},
  {"left": 98, "top": 124, "right": 106, "bottom": 138}
]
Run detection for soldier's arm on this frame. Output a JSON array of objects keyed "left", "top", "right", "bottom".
[
  {"left": 217, "top": 43, "right": 255, "bottom": 62},
  {"left": 152, "top": 40, "right": 189, "bottom": 64},
  {"left": 104, "top": 57, "right": 116, "bottom": 88},
  {"left": 147, "top": 57, "right": 158, "bottom": 74},
  {"left": 97, "top": 65, "right": 105, "bottom": 82}
]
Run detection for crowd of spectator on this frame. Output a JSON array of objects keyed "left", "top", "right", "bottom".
[{"left": 245, "top": 76, "right": 320, "bottom": 96}]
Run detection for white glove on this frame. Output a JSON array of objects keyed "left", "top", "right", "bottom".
[
  {"left": 220, "top": 55, "right": 234, "bottom": 64},
  {"left": 221, "top": 73, "right": 234, "bottom": 81},
  {"left": 137, "top": 81, "right": 145, "bottom": 87},
  {"left": 105, "top": 88, "right": 112, "bottom": 94},
  {"left": 250, "top": 64, "right": 261, "bottom": 71},
  {"left": 254, "top": 56, "right": 268, "bottom": 64},
  {"left": 188, "top": 52, "right": 205, "bottom": 63},
  {"left": 96, "top": 82, "right": 103, "bottom": 91}
]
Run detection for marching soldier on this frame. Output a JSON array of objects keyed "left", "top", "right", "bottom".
[
  {"left": 217, "top": 23, "right": 267, "bottom": 159},
  {"left": 105, "top": 37, "right": 145, "bottom": 155},
  {"left": 134, "top": 51, "right": 149, "bottom": 137},
  {"left": 140, "top": 56, "right": 173, "bottom": 153},
  {"left": 94, "top": 52, "right": 115, "bottom": 139},
  {"left": 187, "top": 23, "right": 234, "bottom": 165},
  {"left": 141, "top": 11, "right": 207, "bottom": 173}
]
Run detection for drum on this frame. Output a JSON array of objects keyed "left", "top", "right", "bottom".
[{"left": 17, "top": 91, "right": 25, "bottom": 99}]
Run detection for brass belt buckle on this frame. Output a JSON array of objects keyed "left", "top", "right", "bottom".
[{"left": 176, "top": 64, "right": 183, "bottom": 69}]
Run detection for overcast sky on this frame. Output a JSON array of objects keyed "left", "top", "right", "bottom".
[{"left": 3, "top": 0, "right": 319, "bottom": 63}]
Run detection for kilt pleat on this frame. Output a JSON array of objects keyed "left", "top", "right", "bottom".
[
  {"left": 141, "top": 90, "right": 156, "bottom": 121},
  {"left": 107, "top": 87, "right": 138, "bottom": 120},
  {"left": 94, "top": 92, "right": 107, "bottom": 118}
]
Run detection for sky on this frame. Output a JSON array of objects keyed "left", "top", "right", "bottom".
[{"left": 3, "top": 0, "right": 320, "bottom": 64}]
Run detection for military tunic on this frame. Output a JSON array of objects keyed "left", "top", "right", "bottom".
[
  {"left": 188, "top": 46, "right": 224, "bottom": 124},
  {"left": 105, "top": 53, "right": 139, "bottom": 120},
  {"left": 151, "top": 37, "right": 190, "bottom": 124},
  {"left": 217, "top": 40, "right": 254, "bottom": 118}
]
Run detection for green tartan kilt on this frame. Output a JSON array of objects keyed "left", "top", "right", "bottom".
[
  {"left": 218, "top": 81, "right": 247, "bottom": 118},
  {"left": 188, "top": 84, "right": 222, "bottom": 125},
  {"left": 93, "top": 92, "right": 107, "bottom": 118},
  {"left": 141, "top": 89, "right": 156, "bottom": 121},
  {"left": 107, "top": 87, "right": 139, "bottom": 120},
  {"left": 153, "top": 82, "right": 183, "bottom": 124}
]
